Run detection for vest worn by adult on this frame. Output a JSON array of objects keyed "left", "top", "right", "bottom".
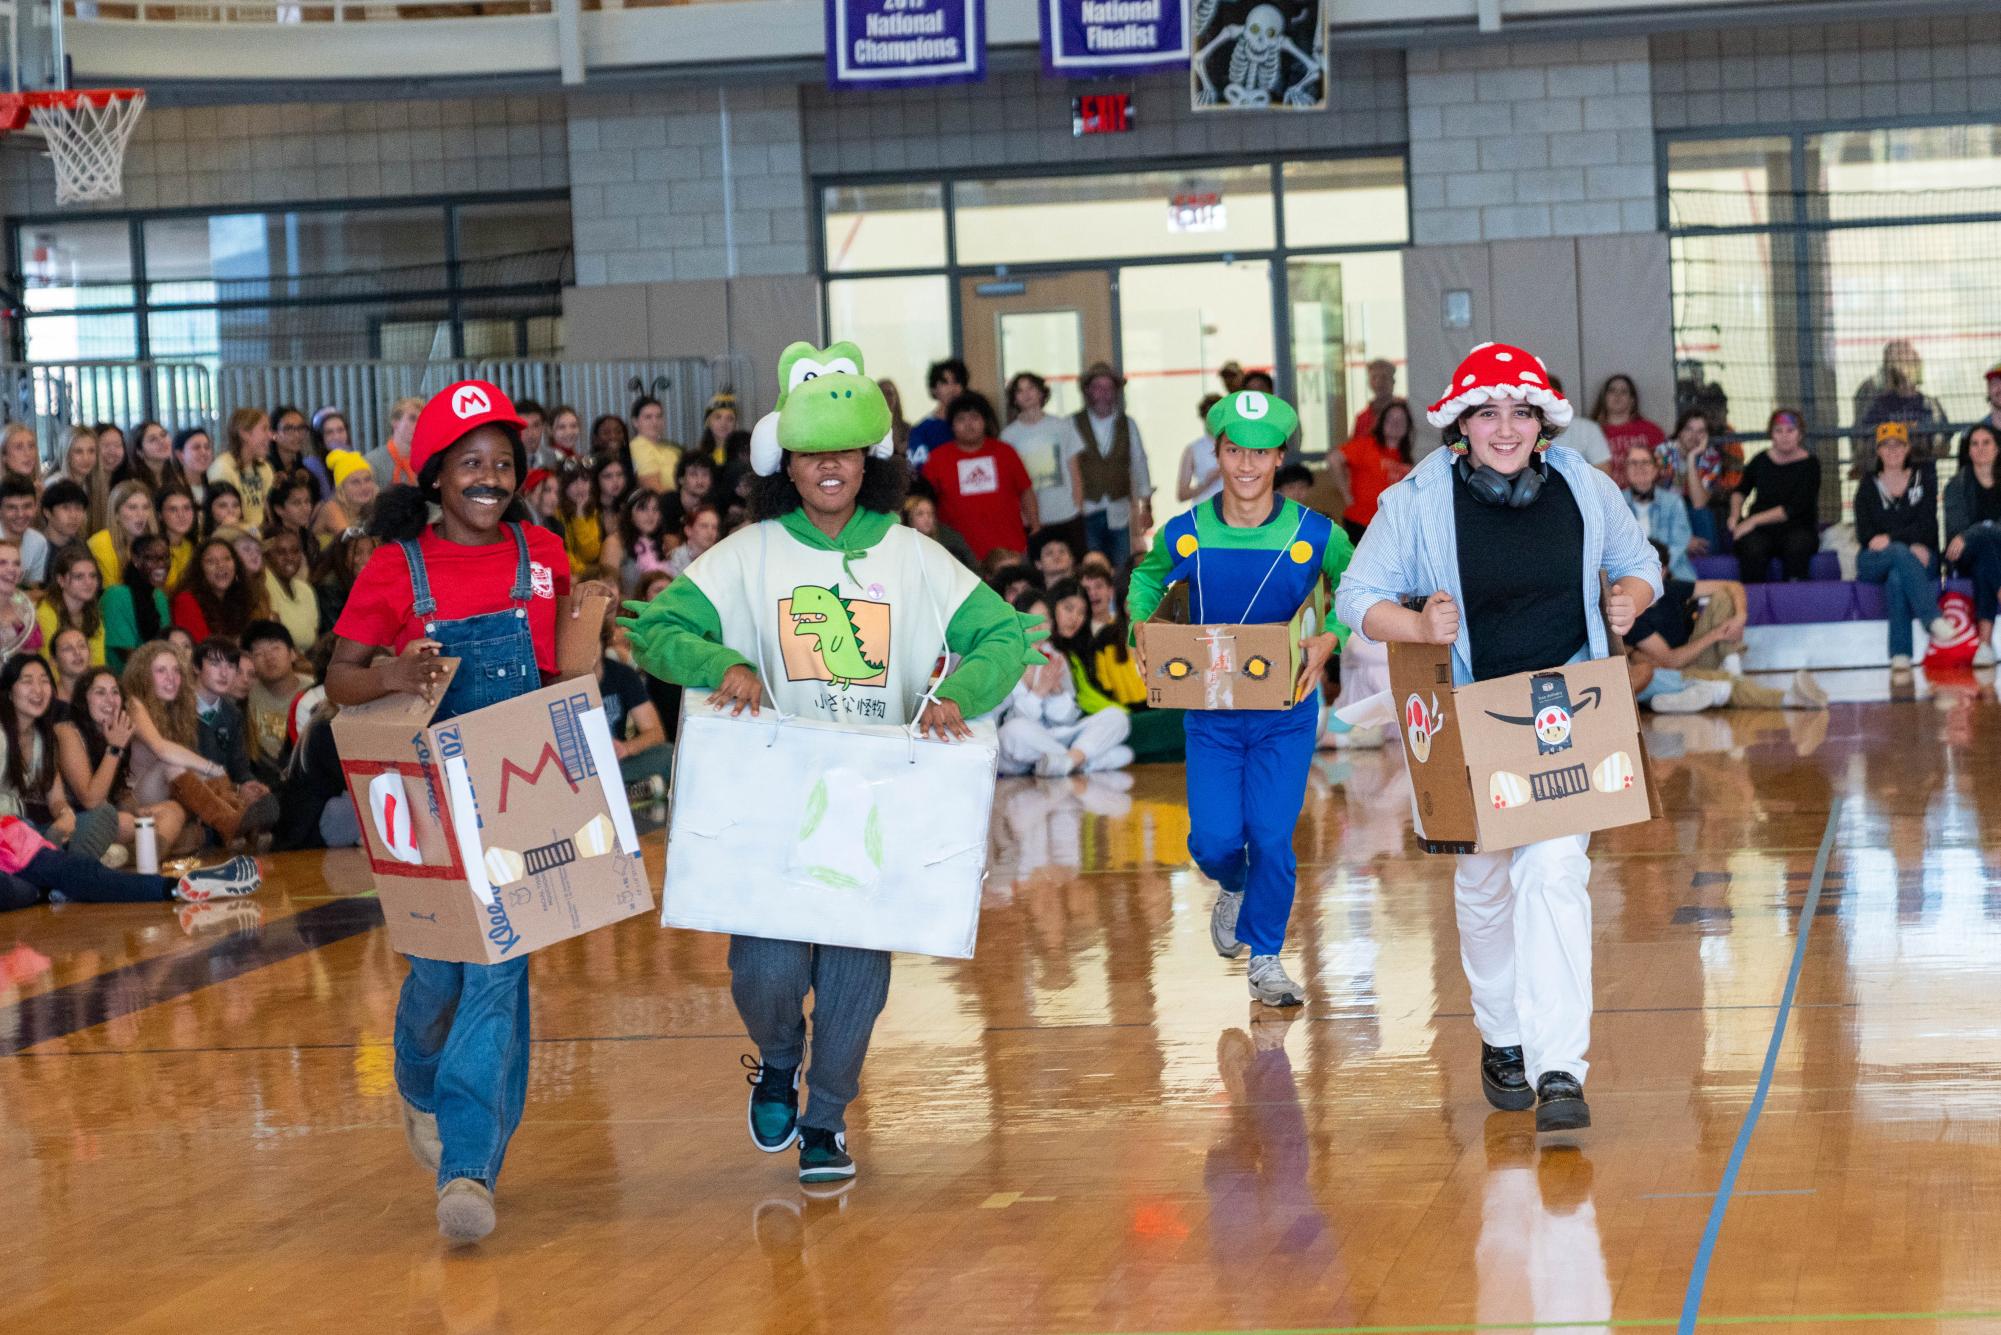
[{"left": 1074, "top": 411, "right": 1133, "bottom": 504}]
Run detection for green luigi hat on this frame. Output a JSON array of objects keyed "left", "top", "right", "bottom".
[{"left": 1206, "top": 388, "right": 1298, "bottom": 450}]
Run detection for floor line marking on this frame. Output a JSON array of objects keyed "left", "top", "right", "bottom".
[
  {"left": 1640, "top": 1189, "right": 1816, "bottom": 1200},
  {"left": 1067, "top": 1307, "right": 2001, "bottom": 1333},
  {"left": 1676, "top": 799, "right": 1842, "bottom": 1335}
]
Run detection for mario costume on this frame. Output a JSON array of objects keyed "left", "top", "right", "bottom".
[
  {"left": 332, "top": 380, "right": 573, "bottom": 1217},
  {"left": 1127, "top": 390, "right": 1353, "bottom": 1007}
]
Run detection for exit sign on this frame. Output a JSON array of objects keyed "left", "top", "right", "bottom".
[{"left": 1072, "top": 93, "right": 1133, "bottom": 137}]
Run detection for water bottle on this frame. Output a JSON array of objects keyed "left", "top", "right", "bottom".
[{"left": 135, "top": 816, "right": 158, "bottom": 875}]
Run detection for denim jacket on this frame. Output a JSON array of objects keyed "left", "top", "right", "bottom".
[
  {"left": 1334, "top": 444, "right": 1664, "bottom": 687},
  {"left": 1623, "top": 486, "right": 1696, "bottom": 581}
]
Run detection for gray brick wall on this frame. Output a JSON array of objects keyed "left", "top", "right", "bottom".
[
  {"left": 798, "top": 57, "right": 1407, "bottom": 177},
  {"left": 566, "top": 84, "right": 811, "bottom": 286},
  {"left": 1406, "top": 37, "right": 1656, "bottom": 245},
  {"left": 1651, "top": 14, "right": 2001, "bottom": 129},
  {"left": 0, "top": 93, "right": 568, "bottom": 216}
]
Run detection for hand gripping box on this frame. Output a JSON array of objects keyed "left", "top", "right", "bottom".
[
  {"left": 1135, "top": 583, "right": 1311, "bottom": 711},
  {"left": 332, "top": 597, "right": 653, "bottom": 963},
  {"left": 662, "top": 701, "right": 999, "bottom": 959},
  {"left": 1386, "top": 641, "right": 1661, "bottom": 854}
]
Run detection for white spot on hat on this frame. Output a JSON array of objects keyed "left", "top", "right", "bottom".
[
  {"left": 1238, "top": 391, "right": 1270, "bottom": 419},
  {"left": 1461, "top": 374, "right": 1476, "bottom": 387},
  {"left": 1519, "top": 370, "right": 1542, "bottom": 384},
  {"left": 452, "top": 385, "right": 492, "bottom": 419},
  {"left": 1493, "top": 351, "right": 1514, "bottom": 363},
  {"left": 1470, "top": 341, "right": 1495, "bottom": 352}
]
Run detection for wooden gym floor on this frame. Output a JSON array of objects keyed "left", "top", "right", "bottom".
[{"left": 4, "top": 670, "right": 2000, "bottom": 1334}]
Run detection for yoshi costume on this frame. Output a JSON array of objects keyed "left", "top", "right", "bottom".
[
  {"left": 621, "top": 342, "right": 1037, "bottom": 1175},
  {"left": 1127, "top": 391, "right": 1354, "bottom": 992}
]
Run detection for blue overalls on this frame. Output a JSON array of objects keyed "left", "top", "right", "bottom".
[
  {"left": 390, "top": 522, "right": 540, "bottom": 1192},
  {"left": 1169, "top": 502, "right": 1335, "bottom": 958}
]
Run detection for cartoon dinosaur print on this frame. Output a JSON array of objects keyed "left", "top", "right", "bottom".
[{"left": 788, "top": 584, "right": 885, "bottom": 689}]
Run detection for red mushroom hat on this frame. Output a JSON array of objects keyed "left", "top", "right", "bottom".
[{"left": 1426, "top": 341, "right": 1573, "bottom": 431}]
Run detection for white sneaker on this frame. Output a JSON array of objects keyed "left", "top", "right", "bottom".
[
  {"left": 1706, "top": 678, "right": 1737, "bottom": 708},
  {"left": 1210, "top": 890, "right": 1245, "bottom": 958},
  {"left": 1782, "top": 670, "right": 1829, "bottom": 710},
  {"left": 1720, "top": 652, "right": 1745, "bottom": 677},
  {"left": 1975, "top": 645, "right": 1996, "bottom": 668},
  {"left": 1889, "top": 654, "right": 1913, "bottom": 674},
  {"left": 173, "top": 854, "right": 261, "bottom": 902},
  {"left": 101, "top": 843, "right": 130, "bottom": 869},
  {"left": 1649, "top": 685, "right": 1713, "bottom": 714},
  {"left": 1332, "top": 724, "right": 1386, "bottom": 750},
  {"left": 1033, "top": 750, "right": 1077, "bottom": 779},
  {"left": 1928, "top": 616, "right": 1957, "bottom": 644},
  {"left": 1246, "top": 954, "right": 1306, "bottom": 1007}
]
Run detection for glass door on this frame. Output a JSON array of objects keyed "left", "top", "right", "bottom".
[{"left": 958, "top": 271, "right": 1115, "bottom": 413}]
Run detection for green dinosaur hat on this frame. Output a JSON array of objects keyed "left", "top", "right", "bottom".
[
  {"left": 1206, "top": 389, "right": 1298, "bottom": 451},
  {"left": 748, "top": 340, "right": 894, "bottom": 475}
]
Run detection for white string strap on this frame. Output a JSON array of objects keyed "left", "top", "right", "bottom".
[
  {"left": 746, "top": 524, "right": 797, "bottom": 747},
  {"left": 1194, "top": 505, "right": 1312, "bottom": 624}
]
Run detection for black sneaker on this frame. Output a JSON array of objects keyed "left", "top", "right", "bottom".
[
  {"left": 1535, "top": 1071, "right": 1591, "bottom": 1133},
  {"left": 1480, "top": 1043, "right": 1535, "bottom": 1111},
  {"left": 742, "top": 1054, "right": 800, "bottom": 1153},
  {"left": 797, "top": 1127, "right": 856, "bottom": 1191}
]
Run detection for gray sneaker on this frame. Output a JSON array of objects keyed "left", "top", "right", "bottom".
[
  {"left": 1247, "top": 954, "right": 1305, "bottom": 1007},
  {"left": 1209, "top": 890, "right": 1246, "bottom": 958}
]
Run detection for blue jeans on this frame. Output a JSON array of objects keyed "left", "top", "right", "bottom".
[
  {"left": 1955, "top": 526, "right": 2001, "bottom": 624},
  {"left": 1182, "top": 695, "right": 1319, "bottom": 956},
  {"left": 394, "top": 955, "right": 532, "bottom": 1189},
  {"left": 1856, "top": 543, "right": 1940, "bottom": 658},
  {"left": 1084, "top": 510, "right": 1131, "bottom": 567}
]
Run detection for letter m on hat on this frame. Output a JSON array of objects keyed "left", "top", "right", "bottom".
[{"left": 453, "top": 385, "right": 492, "bottom": 419}]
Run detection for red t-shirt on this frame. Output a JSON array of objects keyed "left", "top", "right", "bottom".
[
  {"left": 333, "top": 523, "right": 572, "bottom": 675},
  {"left": 1602, "top": 416, "right": 1666, "bottom": 488},
  {"left": 922, "top": 438, "right": 1034, "bottom": 560},
  {"left": 1340, "top": 435, "right": 1412, "bottom": 526}
]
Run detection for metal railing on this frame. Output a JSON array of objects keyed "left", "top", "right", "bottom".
[{"left": 2, "top": 355, "right": 758, "bottom": 463}]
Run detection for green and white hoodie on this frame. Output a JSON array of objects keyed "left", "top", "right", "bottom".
[{"left": 625, "top": 508, "right": 1030, "bottom": 727}]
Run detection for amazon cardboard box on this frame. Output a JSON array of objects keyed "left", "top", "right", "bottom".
[
  {"left": 1387, "top": 642, "right": 1660, "bottom": 854},
  {"left": 1136, "top": 584, "right": 1306, "bottom": 711},
  {"left": 331, "top": 595, "right": 652, "bottom": 963}
]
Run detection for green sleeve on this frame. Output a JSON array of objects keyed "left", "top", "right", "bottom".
[
  {"left": 1322, "top": 523, "right": 1357, "bottom": 646},
  {"left": 101, "top": 587, "right": 139, "bottom": 657},
  {"left": 1125, "top": 531, "right": 1178, "bottom": 644},
  {"left": 935, "top": 580, "right": 1031, "bottom": 718},
  {"left": 618, "top": 577, "right": 752, "bottom": 690}
]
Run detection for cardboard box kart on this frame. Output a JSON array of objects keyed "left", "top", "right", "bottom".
[
  {"left": 332, "top": 595, "right": 653, "bottom": 964},
  {"left": 662, "top": 701, "right": 999, "bottom": 959},
  {"left": 1386, "top": 641, "right": 1661, "bottom": 855},
  {"left": 1135, "top": 583, "right": 1316, "bottom": 711}
]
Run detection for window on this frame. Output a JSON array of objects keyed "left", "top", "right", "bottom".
[
  {"left": 824, "top": 275, "right": 951, "bottom": 421},
  {"left": 951, "top": 165, "right": 1276, "bottom": 265},
  {"left": 1282, "top": 156, "right": 1409, "bottom": 248},
  {"left": 821, "top": 182, "right": 947, "bottom": 273}
]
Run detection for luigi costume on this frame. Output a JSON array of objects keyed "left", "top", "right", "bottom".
[
  {"left": 621, "top": 341, "right": 1036, "bottom": 1188},
  {"left": 1127, "top": 390, "right": 1354, "bottom": 1006}
]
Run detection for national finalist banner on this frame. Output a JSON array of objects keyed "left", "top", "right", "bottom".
[
  {"left": 827, "top": 0, "right": 986, "bottom": 90},
  {"left": 1041, "top": 0, "right": 1190, "bottom": 78},
  {"left": 1190, "top": 0, "right": 1327, "bottom": 111}
]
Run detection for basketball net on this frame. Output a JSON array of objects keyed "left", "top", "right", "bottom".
[{"left": 0, "top": 89, "right": 147, "bottom": 206}]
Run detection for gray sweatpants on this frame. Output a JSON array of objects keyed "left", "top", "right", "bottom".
[{"left": 727, "top": 934, "right": 892, "bottom": 1134}]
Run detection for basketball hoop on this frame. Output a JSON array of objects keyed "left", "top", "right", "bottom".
[{"left": 0, "top": 89, "right": 146, "bottom": 206}]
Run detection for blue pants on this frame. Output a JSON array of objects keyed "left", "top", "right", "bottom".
[
  {"left": 1857, "top": 543, "right": 1940, "bottom": 658},
  {"left": 394, "top": 954, "right": 531, "bottom": 1190},
  {"left": 1182, "top": 696, "right": 1319, "bottom": 956},
  {"left": 1084, "top": 510, "right": 1131, "bottom": 567},
  {"left": 1956, "top": 527, "right": 2001, "bottom": 624}
]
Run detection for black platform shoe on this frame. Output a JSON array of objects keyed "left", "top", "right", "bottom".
[
  {"left": 1534, "top": 1071, "right": 1591, "bottom": 1132},
  {"left": 1481, "top": 1043, "right": 1535, "bottom": 1111}
]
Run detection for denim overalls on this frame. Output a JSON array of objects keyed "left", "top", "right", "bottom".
[{"left": 391, "top": 523, "right": 541, "bottom": 1191}]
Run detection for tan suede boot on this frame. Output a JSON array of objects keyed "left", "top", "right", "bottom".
[{"left": 170, "top": 772, "right": 247, "bottom": 842}]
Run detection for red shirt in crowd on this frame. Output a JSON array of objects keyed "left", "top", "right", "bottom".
[
  {"left": 921, "top": 438, "right": 1034, "bottom": 561},
  {"left": 333, "top": 522, "right": 572, "bottom": 675},
  {"left": 1601, "top": 416, "right": 1666, "bottom": 488},
  {"left": 1340, "top": 434, "right": 1412, "bottom": 527}
]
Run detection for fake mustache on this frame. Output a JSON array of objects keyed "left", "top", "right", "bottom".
[{"left": 463, "top": 486, "right": 513, "bottom": 503}]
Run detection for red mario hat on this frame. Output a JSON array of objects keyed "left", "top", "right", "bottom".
[
  {"left": 1426, "top": 342, "right": 1573, "bottom": 431},
  {"left": 410, "top": 380, "right": 525, "bottom": 477}
]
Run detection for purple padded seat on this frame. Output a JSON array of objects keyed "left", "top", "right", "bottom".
[{"left": 1690, "top": 551, "right": 1842, "bottom": 582}]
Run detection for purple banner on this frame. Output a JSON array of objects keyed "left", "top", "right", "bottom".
[
  {"left": 1042, "top": 0, "right": 1189, "bottom": 78},
  {"left": 827, "top": 0, "right": 985, "bottom": 90}
]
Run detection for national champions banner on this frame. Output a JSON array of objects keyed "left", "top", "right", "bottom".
[
  {"left": 1041, "top": 0, "right": 1190, "bottom": 78},
  {"left": 1190, "top": 0, "right": 1326, "bottom": 111},
  {"left": 827, "top": 0, "right": 986, "bottom": 89}
]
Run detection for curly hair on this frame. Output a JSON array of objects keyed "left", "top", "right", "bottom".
[
  {"left": 122, "top": 640, "right": 199, "bottom": 751},
  {"left": 174, "top": 536, "right": 259, "bottom": 640},
  {"left": 750, "top": 452, "right": 909, "bottom": 522}
]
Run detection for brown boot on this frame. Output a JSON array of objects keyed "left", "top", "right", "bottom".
[{"left": 171, "top": 772, "right": 247, "bottom": 843}]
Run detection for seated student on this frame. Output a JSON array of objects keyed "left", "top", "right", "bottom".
[
  {"left": 1728, "top": 409, "right": 1822, "bottom": 583},
  {"left": 172, "top": 536, "right": 263, "bottom": 642},
  {"left": 1626, "top": 542, "right": 1828, "bottom": 711},
  {"left": 620, "top": 488, "right": 674, "bottom": 593},
  {"left": 262, "top": 529, "right": 326, "bottom": 655},
  {"left": 241, "top": 620, "right": 310, "bottom": 783},
  {"left": 1032, "top": 530, "right": 1078, "bottom": 588},
  {"left": 55, "top": 665, "right": 192, "bottom": 857},
  {"left": 100, "top": 533, "right": 174, "bottom": 673},
  {"left": 1, "top": 477, "right": 50, "bottom": 588},
  {"left": 1943, "top": 422, "right": 2001, "bottom": 667},
  {"left": 593, "top": 616, "right": 672, "bottom": 803},
  {"left": 1621, "top": 444, "right": 1697, "bottom": 582},
  {"left": 1274, "top": 463, "right": 1314, "bottom": 505},
  {"left": 0, "top": 813, "right": 261, "bottom": 911},
  {"left": 273, "top": 675, "right": 356, "bottom": 853},
  {"left": 88, "top": 480, "right": 159, "bottom": 589},
  {"left": 38, "top": 480, "right": 92, "bottom": 566},
  {"left": 315, "top": 449, "right": 379, "bottom": 545},
  {"left": 1078, "top": 563, "right": 1119, "bottom": 636},
  {"left": 1046, "top": 576, "right": 1183, "bottom": 762},
  {"left": 900, "top": 487, "right": 978, "bottom": 571},
  {"left": 48, "top": 628, "right": 93, "bottom": 703},
  {"left": 202, "top": 481, "right": 245, "bottom": 539},
  {"left": 1854, "top": 420, "right": 1954, "bottom": 674},
  {"left": 990, "top": 562, "right": 1037, "bottom": 607},
  {"left": 123, "top": 638, "right": 276, "bottom": 845},
  {"left": 38, "top": 545, "right": 107, "bottom": 667},
  {"left": 996, "top": 590, "right": 1132, "bottom": 777},
  {"left": 661, "top": 502, "right": 720, "bottom": 580},
  {"left": 0, "top": 655, "right": 107, "bottom": 846},
  {"left": 659, "top": 453, "right": 718, "bottom": 534},
  {"left": 312, "top": 528, "right": 378, "bottom": 630},
  {"left": 0, "top": 537, "right": 41, "bottom": 662}
]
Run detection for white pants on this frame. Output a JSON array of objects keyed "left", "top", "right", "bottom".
[
  {"left": 1453, "top": 833, "right": 1593, "bottom": 1085},
  {"left": 997, "top": 709, "right": 1132, "bottom": 776}
]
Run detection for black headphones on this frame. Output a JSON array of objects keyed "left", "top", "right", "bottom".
[{"left": 1455, "top": 443, "right": 1549, "bottom": 509}]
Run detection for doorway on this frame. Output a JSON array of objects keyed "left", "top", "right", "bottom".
[{"left": 957, "top": 271, "right": 1114, "bottom": 418}]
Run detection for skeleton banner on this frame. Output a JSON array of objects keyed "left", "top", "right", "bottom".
[
  {"left": 826, "top": 0, "right": 985, "bottom": 89},
  {"left": 1041, "top": 0, "right": 1190, "bottom": 78},
  {"left": 1189, "top": 0, "right": 1325, "bottom": 111}
]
